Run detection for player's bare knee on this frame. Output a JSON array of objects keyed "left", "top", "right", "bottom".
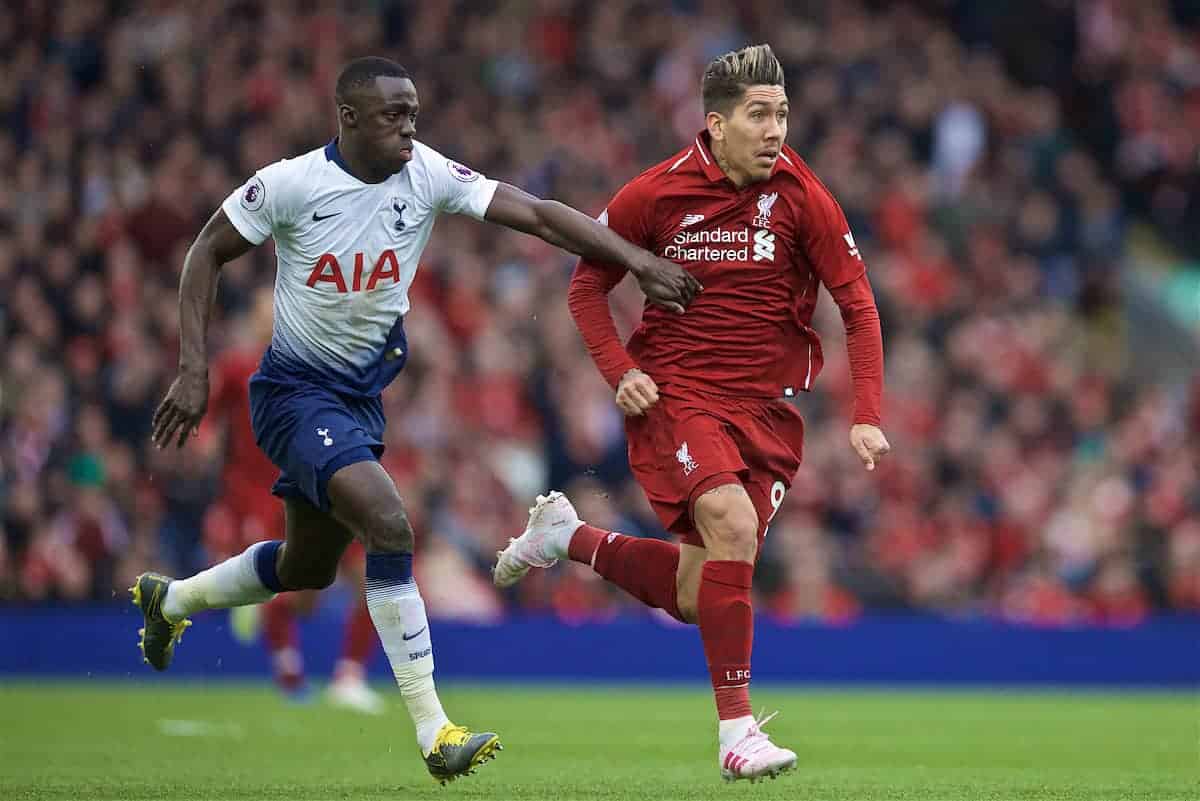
[
  {"left": 360, "top": 504, "right": 414, "bottom": 553},
  {"left": 704, "top": 526, "right": 757, "bottom": 562},
  {"left": 694, "top": 492, "right": 759, "bottom": 563},
  {"left": 717, "top": 523, "right": 758, "bottom": 563}
]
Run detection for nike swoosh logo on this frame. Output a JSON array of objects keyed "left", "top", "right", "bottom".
[
  {"left": 312, "top": 211, "right": 341, "bottom": 221},
  {"left": 401, "top": 626, "right": 427, "bottom": 641}
]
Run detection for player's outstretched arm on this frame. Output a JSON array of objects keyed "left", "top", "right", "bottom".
[
  {"left": 152, "top": 210, "right": 255, "bottom": 449},
  {"left": 484, "top": 183, "right": 702, "bottom": 314}
]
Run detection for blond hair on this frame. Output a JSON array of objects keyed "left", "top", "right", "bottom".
[{"left": 701, "top": 44, "right": 785, "bottom": 115}]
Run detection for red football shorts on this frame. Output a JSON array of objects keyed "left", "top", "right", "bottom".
[{"left": 624, "top": 388, "right": 805, "bottom": 548}]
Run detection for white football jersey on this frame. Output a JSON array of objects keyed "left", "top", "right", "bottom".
[{"left": 222, "top": 139, "right": 498, "bottom": 396}]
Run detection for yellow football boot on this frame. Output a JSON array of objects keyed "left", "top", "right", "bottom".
[
  {"left": 423, "top": 722, "right": 502, "bottom": 785},
  {"left": 130, "top": 572, "right": 192, "bottom": 671}
]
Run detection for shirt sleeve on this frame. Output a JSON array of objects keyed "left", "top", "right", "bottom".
[
  {"left": 799, "top": 178, "right": 867, "bottom": 290},
  {"left": 221, "top": 159, "right": 302, "bottom": 245},
  {"left": 794, "top": 173, "right": 882, "bottom": 424},
  {"left": 568, "top": 259, "right": 639, "bottom": 388},
  {"left": 567, "top": 180, "right": 652, "bottom": 388},
  {"left": 427, "top": 153, "right": 499, "bottom": 220},
  {"left": 827, "top": 275, "right": 884, "bottom": 426}
]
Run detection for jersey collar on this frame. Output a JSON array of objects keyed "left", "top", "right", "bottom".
[
  {"left": 324, "top": 138, "right": 357, "bottom": 179},
  {"left": 693, "top": 130, "right": 791, "bottom": 184},
  {"left": 692, "top": 131, "right": 728, "bottom": 183}
]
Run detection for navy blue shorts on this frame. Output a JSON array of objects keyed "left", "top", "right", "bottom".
[{"left": 248, "top": 375, "right": 385, "bottom": 512}]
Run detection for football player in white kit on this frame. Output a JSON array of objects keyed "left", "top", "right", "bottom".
[{"left": 131, "top": 56, "right": 701, "bottom": 784}]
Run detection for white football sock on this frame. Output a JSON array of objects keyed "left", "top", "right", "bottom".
[
  {"left": 162, "top": 541, "right": 277, "bottom": 621},
  {"left": 365, "top": 574, "right": 449, "bottom": 754},
  {"left": 719, "top": 715, "right": 756, "bottom": 750}
]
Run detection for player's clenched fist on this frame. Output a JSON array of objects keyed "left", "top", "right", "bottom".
[
  {"left": 616, "top": 368, "right": 660, "bottom": 416},
  {"left": 850, "top": 424, "right": 890, "bottom": 471}
]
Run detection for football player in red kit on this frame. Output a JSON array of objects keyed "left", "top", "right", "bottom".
[
  {"left": 208, "top": 289, "right": 382, "bottom": 713},
  {"left": 494, "top": 44, "right": 889, "bottom": 782}
]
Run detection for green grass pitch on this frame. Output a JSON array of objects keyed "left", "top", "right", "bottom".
[{"left": 1, "top": 683, "right": 1196, "bottom": 800}]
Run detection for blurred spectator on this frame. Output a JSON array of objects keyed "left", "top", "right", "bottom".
[{"left": 1, "top": 0, "right": 1197, "bottom": 627}]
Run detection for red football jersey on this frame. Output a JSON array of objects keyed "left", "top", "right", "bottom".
[{"left": 569, "top": 131, "right": 878, "bottom": 415}]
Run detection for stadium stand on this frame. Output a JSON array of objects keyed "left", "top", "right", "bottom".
[{"left": 1, "top": 0, "right": 1197, "bottom": 627}]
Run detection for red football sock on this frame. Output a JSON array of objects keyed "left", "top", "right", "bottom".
[
  {"left": 568, "top": 525, "right": 684, "bottom": 622},
  {"left": 571, "top": 525, "right": 686, "bottom": 623},
  {"left": 698, "top": 560, "right": 754, "bottom": 720},
  {"left": 339, "top": 594, "right": 377, "bottom": 668},
  {"left": 567, "top": 523, "right": 606, "bottom": 565},
  {"left": 262, "top": 594, "right": 303, "bottom": 690}
]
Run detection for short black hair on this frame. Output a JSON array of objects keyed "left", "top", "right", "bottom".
[
  {"left": 701, "top": 44, "right": 785, "bottom": 116},
  {"left": 335, "top": 57, "right": 410, "bottom": 104}
]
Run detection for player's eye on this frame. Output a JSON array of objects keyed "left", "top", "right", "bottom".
[
  {"left": 750, "top": 111, "right": 764, "bottom": 120},
  {"left": 409, "top": 112, "right": 418, "bottom": 123}
]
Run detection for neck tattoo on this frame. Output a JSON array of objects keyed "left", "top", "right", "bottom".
[{"left": 714, "top": 150, "right": 744, "bottom": 187}]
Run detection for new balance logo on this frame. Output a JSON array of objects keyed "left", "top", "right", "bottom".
[
  {"left": 844, "top": 231, "right": 861, "bottom": 259},
  {"left": 316, "top": 427, "right": 333, "bottom": 446},
  {"left": 676, "top": 442, "right": 699, "bottom": 476},
  {"left": 606, "top": 532, "right": 618, "bottom": 544},
  {"left": 680, "top": 213, "right": 706, "bottom": 227},
  {"left": 752, "top": 230, "right": 776, "bottom": 262}
]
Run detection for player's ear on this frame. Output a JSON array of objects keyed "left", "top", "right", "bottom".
[
  {"left": 338, "top": 103, "right": 358, "bottom": 129},
  {"left": 706, "top": 111, "right": 725, "bottom": 143}
]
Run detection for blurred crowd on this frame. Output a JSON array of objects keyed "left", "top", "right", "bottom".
[
  {"left": 948, "top": 0, "right": 1200, "bottom": 256},
  {"left": 2, "top": 0, "right": 1198, "bottom": 627}
]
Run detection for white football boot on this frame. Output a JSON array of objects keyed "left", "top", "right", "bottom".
[
  {"left": 719, "top": 712, "right": 798, "bottom": 783},
  {"left": 493, "top": 491, "right": 582, "bottom": 588}
]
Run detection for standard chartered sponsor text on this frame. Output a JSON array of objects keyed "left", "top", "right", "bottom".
[{"left": 664, "top": 227, "right": 749, "bottom": 262}]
